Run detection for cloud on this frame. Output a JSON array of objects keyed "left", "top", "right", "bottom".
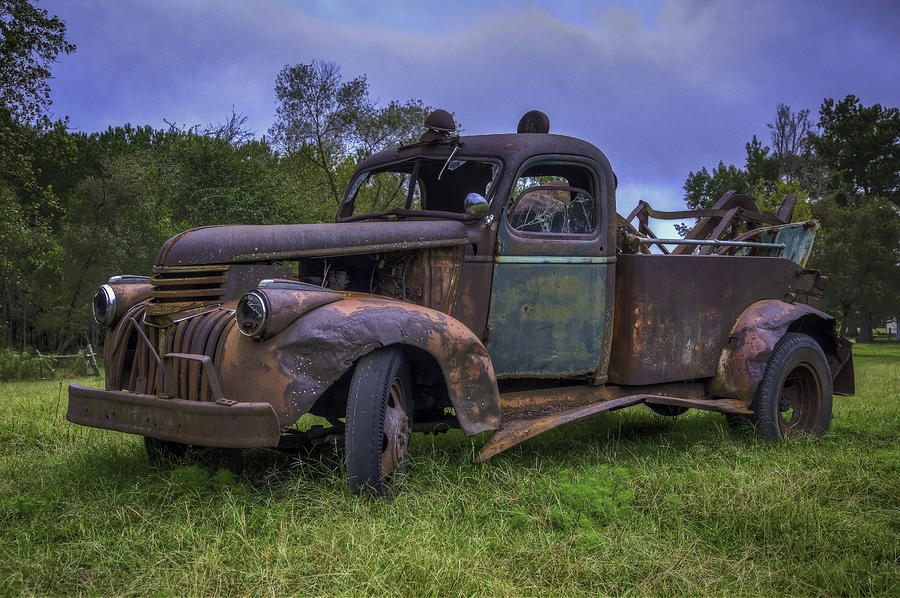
[{"left": 43, "top": 0, "right": 900, "bottom": 208}]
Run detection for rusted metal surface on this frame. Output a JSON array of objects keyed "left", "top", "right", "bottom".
[
  {"left": 708, "top": 299, "right": 852, "bottom": 405},
  {"left": 67, "top": 384, "right": 281, "bottom": 447},
  {"left": 499, "top": 382, "right": 706, "bottom": 419},
  {"left": 477, "top": 381, "right": 754, "bottom": 461},
  {"left": 608, "top": 255, "right": 798, "bottom": 385},
  {"left": 450, "top": 225, "right": 496, "bottom": 338},
  {"left": 477, "top": 394, "right": 648, "bottom": 462},
  {"left": 218, "top": 294, "right": 501, "bottom": 434},
  {"left": 830, "top": 336, "right": 855, "bottom": 396},
  {"left": 642, "top": 396, "right": 752, "bottom": 415},
  {"left": 479, "top": 390, "right": 729, "bottom": 463},
  {"left": 254, "top": 283, "right": 342, "bottom": 341},
  {"left": 671, "top": 192, "right": 783, "bottom": 254},
  {"left": 487, "top": 259, "right": 611, "bottom": 377},
  {"left": 105, "top": 278, "right": 153, "bottom": 322},
  {"left": 622, "top": 191, "right": 802, "bottom": 258},
  {"left": 487, "top": 154, "right": 616, "bottom": 379},
  {"left": 477, "top": 381, "right": 753, "bottom": 460},
  {"left": 155, "top": 220, "right": 469, "bottom": 266},
  {"left": 104, "top": 303, "right": 235, "bottom": 402},
  {"left": 403, "top": 246, "right": 463, "bottom": 314},
  {"left": 148, "top": 265, "right": 228, "bottom": 316}
]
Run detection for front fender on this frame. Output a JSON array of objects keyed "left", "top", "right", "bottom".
[
  {"left": 709, "top": 299, "right": 852, "bottom": 404},
  {"left": 220, "top": 295, "right": 500, "bottom": 435}
]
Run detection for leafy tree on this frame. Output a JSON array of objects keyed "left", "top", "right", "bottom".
[
  {"left": 684, "top": 107, "right": 817, "bottom": 221},
  {"left": 0, "top": 0, "right": 75, "bottom": 125},
  {"left": 1, "top": 49, "right": 445, "bottom": 351},
  {"left": 683, "top": 161, "right": 751, "bottom": 211},
  {"left": 809, "top": 95, "right": 900, "bottom": 340},
  {"left": 683, "top": 135, "right": 780, "bottom": 211},
  {"left": 752, "top": 178, "right": 812, "bottom": 222},
  {"left": 683, "top": 97, "right": 900, "bottom": 341},
  {"left": 270, "top": 60, "right": 430, "bottom": 206},
  {"left": 811, "top": 196, "right": 900, "bottom": 339},
  {"left": 270, "top": 60, "right": 369, "bottom": 205},
  {"left": 0, "top": 0, "right": 74, "bottom": 348},
  {"left": 0, "top": 115, "right": 72, "bottom": 349},
  {"left": 813, "top": 94, "right": 900, "bottom": 205}
]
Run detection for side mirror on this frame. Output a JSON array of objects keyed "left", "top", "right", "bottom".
[{"left": 464, "top": 193, "right": 490, "bottom": 218}]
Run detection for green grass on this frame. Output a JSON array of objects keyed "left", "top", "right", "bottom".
[{"left": 1, "top": 344, "right": 898, "bottom": 596}]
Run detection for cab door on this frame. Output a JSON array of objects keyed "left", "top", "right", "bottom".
[{"left": 486, "top": 156, "right": 614, "bottom": 380}]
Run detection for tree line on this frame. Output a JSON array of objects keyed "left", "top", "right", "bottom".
[
  {"left": 683, "top": 99, "right": 900, "bottom": 342},
  {"left": 1, "top": 2, "right": 428, "bottom": 354},
  {"left": 2, "top": 0, "right": 897, "bottom": 355}
]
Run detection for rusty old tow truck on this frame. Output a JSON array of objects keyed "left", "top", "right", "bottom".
[{"left": 68, "top": 110, "right": 854, "bottom": 496}]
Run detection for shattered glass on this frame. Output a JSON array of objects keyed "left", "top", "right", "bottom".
[{"left": 508, "top": 187, "right": 594, "bottom": 234}]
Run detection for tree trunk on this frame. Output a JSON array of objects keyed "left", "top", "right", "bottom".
[
  {"left": 858, "top": 311, "right": 873, "bottom": 343},
  {"left": 845, "top": 311, "right": 859, "bottom": 339}
]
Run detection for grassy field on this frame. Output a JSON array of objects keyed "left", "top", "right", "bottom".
[{"left": 1, "top": 343, "right": 897, "bottom": 597}]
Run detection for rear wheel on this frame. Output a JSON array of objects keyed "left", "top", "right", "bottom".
[
  {"left": 345, "top": 347, "right": 413, "bottom": 497},
  {"left": 755, "top": 333, "right": 832, "bottom": 440}
]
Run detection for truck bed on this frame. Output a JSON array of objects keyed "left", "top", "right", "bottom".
[{"left": 607, "top": 254, "right": 799, "bottom": 385}]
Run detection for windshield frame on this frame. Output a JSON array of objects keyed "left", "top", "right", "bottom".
[{"left": 337, "top": 154, "right": 504, "bottom": 222}]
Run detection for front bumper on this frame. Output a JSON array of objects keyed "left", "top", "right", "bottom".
[{"left": 67, "top": 384, "right": 282, "bottom": 447}]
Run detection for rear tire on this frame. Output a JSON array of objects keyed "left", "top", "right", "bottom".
[
  {"left": 345, "top": 348, "right": 413, "bottom": 497},
  {"left": 755, "top": 333, "right": 832, "bottom": 440}
]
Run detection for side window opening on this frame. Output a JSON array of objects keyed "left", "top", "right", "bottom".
[{"left": 507, "top": 164, "right": 597, "bottom": 234}]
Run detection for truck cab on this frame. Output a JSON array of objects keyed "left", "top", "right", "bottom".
[{"left": 68, "top": 109, "right": 853, "bottom": 496}]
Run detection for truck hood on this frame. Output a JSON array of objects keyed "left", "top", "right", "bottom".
[{"left": 155, "top": 220, "right": 470, "bottom": 266}]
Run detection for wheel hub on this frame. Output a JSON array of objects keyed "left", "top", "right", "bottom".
[
  {"left": 381, "top": 384, "right": 410, "bottom": 476},
  {"left": 779, "top": 392, "right": 792, "bottom": 412}
]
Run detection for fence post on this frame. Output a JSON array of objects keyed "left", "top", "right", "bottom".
[{"left": 86, "top": 344, "right": 101, "bottom": 376}]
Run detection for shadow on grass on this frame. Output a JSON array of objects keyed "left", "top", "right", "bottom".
[
  {"left": 36, "top": 402, "right": 831, "bottom": 506},
  {"left": 489, "top": 407, "right": 754, "bottom": 465}
]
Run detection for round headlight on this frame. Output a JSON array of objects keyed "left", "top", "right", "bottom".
[
  {"left": 236, "top": 291, "right": 268, "bottom": 338},
  {"left": 92, "top": 284, "right": 117, "bottom": 325}
]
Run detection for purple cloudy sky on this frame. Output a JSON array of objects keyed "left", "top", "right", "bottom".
[{"left": 40, "top": 0, "right": 900, "bottom": 219}]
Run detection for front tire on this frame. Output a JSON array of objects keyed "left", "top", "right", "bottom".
[
  {"left": 755, "top": 333, "right": 832, "bottom": 440},
  {"left": 345, "top": 347, "right": 413, "bottom": 497}
]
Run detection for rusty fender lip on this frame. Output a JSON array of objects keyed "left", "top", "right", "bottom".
[{"left": 67, "top": 384, "right": 281, "bottom": 448}]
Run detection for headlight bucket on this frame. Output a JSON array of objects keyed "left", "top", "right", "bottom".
[
  {"left": 91, "top": 276, "right": 153, "bottom": 327},
  {"left": 236, "top": 290, "right": 269, "bottom": 338},
  {"left": 92, "top": 284, "right": 117, "bottom": 325},
  {"left": 235, "top": 280, "right": 343, "bottom": 341}
]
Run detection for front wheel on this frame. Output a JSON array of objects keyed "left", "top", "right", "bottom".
[
  {"left": 755, "top": 333, "right": 832, "bottom": 440},
  {"left": 345, "top": 347, "right": 413, "bottom": 497}
]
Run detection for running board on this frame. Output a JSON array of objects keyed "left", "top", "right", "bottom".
[{"left": 476, "top": 389, "right": 752, "bottom": 463}]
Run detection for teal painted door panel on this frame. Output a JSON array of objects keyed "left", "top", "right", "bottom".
[{"left": 487, "top": 261, "right": 608, "bottom": 377}]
